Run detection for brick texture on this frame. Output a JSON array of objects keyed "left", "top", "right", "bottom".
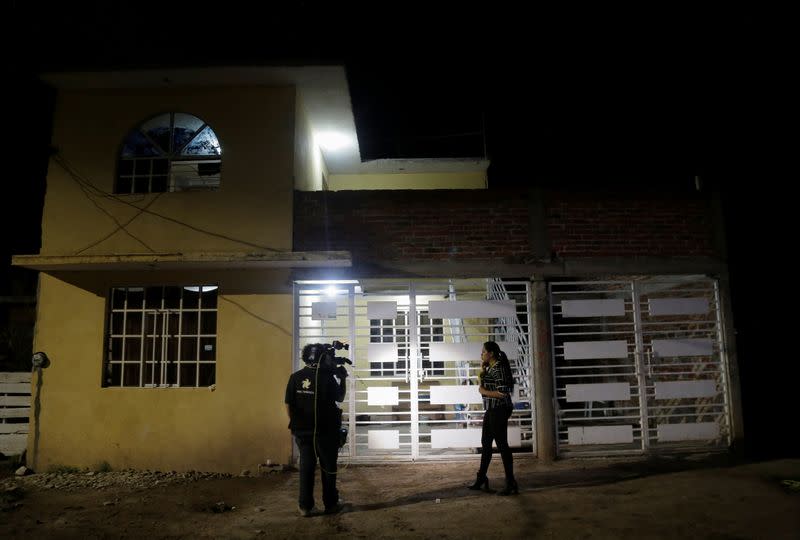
[
  {"left": 293, "top": 188, "right": 715, "bottom": 262},
  {"left": 545, "top": 190, "right": 714, "bottom": 257}
]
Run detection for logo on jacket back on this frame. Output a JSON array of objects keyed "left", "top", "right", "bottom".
[{"left": 302, "top": 378, "right": 311, "bottom": 389}]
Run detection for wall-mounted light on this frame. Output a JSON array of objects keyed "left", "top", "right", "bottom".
[{"left": 315, "top": 131, "right": 354, "bottom": 152}]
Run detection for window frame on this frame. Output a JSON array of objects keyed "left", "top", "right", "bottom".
[
  {"left": 115, "top": 112, "right": 222, "bottom": 194},
  {"left": 104, "top": 285, "right": 218, "bottom": 388}
]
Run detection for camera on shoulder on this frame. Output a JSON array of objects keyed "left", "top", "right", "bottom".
[
  {"left": 319, "top": 340, "right": 352, "bottom": 372},
  {"left": 303, "top": 341, "right": 352, "bottom": 372}
]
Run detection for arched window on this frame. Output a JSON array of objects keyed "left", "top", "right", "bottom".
[{"left": 116, "top": 112, "right": 222, "bottom": 193}]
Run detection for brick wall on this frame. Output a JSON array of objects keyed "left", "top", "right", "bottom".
[
  {"left": 546, "top": 190, "right": 715, "bottom": 257},
  {"left": 293, "top": 188, "right": 715, "bottom": 262}
]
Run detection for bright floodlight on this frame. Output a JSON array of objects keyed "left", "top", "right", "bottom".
[
  {"left": 326, "top": 286, "right": 337, "bottom": 297},
  {"left": 316, "top": 131, "right": 354, "bottom": 152}
]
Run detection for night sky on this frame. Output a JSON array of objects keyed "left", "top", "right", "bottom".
[{"left": 5, "top": 4, "right": 792, "bottom": 456}]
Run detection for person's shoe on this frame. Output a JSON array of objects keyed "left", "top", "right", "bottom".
[
  {"left": 324, "top": 501, "right": 345, "bottom": 515},
  {"left": 298, "top": 505, "right": 314, "bottom": 517},
  {"left": 467, "top": 473, "right": 491, "bottom": 492},
  {"left": 497, "top": 479, "right": 519, "bottom": 496}
]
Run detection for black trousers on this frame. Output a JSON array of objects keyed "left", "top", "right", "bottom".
[
  {"left": 295, "top": 432, "right": 339, "bottom": 511},
  {"left": 477, "top": 405, "right": 515, "bottom": 482}
]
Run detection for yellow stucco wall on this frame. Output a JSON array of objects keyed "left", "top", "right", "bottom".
[
  {"left": 41, "top": 86, "right": 296, "bottom": 255},
  {"left": 29, "top": 274, "right": 294, "bottom": 474},
  {"left": 328, "top": 172, "right": 486, "bottom": 191},
  {"left": 26, "top": 85, "right": 303, "bottom": 472},
  {"left": 293, "top": 96, "right": 326, "bottom": 191}
]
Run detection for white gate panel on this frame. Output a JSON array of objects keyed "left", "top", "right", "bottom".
[
  {"left": 430, "top": 426, "right": 522, "bottom": 448},
  {"left": 429, "top": 384, "right": 483, "bottom": 405},
  {"left": 655, "top": 380, "right": 717, "bottom": 400},
  {"left": 561, "top": 299, "right": 626, "bottom": 318},
  {"left": 648, "top": 298, "right": 709, "bottom": 316},
  {"left": 297, "top": 278, "right": 535, "bottom": 463},
  {"left": 368, "top": 343, "right": 398, "bottom": 363},
  {"left": 640, "top": 278, "right": 729, "bottom": 451},
  {"left": 550, "top": 277, "right": 731, "bottom": 457},
  {"left": 428, "top": 341, "right": 515, "bottom": 363},
  {"left": 657, "top": 422, "right": 720, "bottom": 442},
  {"left": 431, "top": 428, "right": 482, "bottom": 448},
  {"left": 367, "top": 386, "right": 400, "bottom": 406},
  {"left": 568, "top": 425, "right": 634, "bottom": 445},
  {"left": 563, "top": 340, "right": 629, "bottom": 360},
  {"left": 368, "top": 430, "right": 401, "bottom": 449},
  {"left": 428, "top": 300, "right": 516, "bottom": 319},
  {"left": 565, "top": 382, "right": 631, "bottom": 402},
  {"left": 651, "top": 338, "right": 714, "bottom": 357},
  {"left": 367, "top": 301, "right": 397, "bottom": 319}
]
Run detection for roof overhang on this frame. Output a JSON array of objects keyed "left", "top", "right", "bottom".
[{"left": 12, "top": 251, "right": 351, "bottom": 272}]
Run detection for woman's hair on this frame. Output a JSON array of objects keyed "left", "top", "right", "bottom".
[{"left": 483, "top": 341, "right": 514, "bottom": 391}]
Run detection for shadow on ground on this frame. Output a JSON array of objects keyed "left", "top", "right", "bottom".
[{"left": 347, "top": 452, "right": 747, "bottom": 513}]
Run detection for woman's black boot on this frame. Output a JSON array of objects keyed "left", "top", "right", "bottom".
[
  {"left": 467, "top": 473, "right": 490, "bottom": 491},
  {"left": 497, "top": 479, "right": 519, "bottom": 496}
]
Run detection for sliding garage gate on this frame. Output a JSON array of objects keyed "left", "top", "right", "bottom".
[
  {"left": 549, "top": 276, "right": 731, "bottom": 456},
  {"left": 295, "top": 278, "right": 535, "bottom": 462}
]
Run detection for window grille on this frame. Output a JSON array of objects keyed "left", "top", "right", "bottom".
[
  {"left": 104, "top": 285, "right": 218, "bottom": 387},
  {"left": 369, "top": 311, "right": 444, "bottom": 377}
]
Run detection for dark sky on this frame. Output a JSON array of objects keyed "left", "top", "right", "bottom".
[{"left": 9, "top": 3, "right": 778, "bottom": 183}]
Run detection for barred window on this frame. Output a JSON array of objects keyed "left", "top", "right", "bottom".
[
  {"left": 369, "top": 311, "right": 444, "bottom": 377},
  {"left": 418, "top": 312, "right": 445, "bottom": 376},
  {"left": 104, "top": 286, "right": 218, "bottom": 388},
  {"left": 369, "top": 314, "right": 408, "bottom": 377},
  {"left": 116, "top": 112, "right": 222, "bottom": 194}
]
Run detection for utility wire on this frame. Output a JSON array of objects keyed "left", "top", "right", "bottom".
[
  {"left": 219, "top": 297, "right": 291, "bottom": 336},
  {"left": 59, "top": 155, "right": 156, "bottom": 253},
  {"left": 53, "top": 154, "right": 287, "bottom": 253},
  {"left": 73, "top": 189, "right": 163, "bottom": 254}
]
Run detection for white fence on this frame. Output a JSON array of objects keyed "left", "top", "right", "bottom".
[{"left": 0, "top": 372, "right": 30, "bottom": 456}]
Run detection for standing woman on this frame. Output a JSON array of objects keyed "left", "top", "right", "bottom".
[{"left": 468, "top": 341, "right": 519, "bottom": 495}]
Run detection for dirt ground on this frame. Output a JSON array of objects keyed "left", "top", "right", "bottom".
[{"left": 2, "top": 454, "right": 799, "bottom": 539}]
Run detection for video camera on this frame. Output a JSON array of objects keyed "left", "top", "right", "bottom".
[
  {"left": 305, "top": 340, "right": 352, "bottom": 372},
  {"left": 319, "top": 340, "right": 352, "bottom": 372}
]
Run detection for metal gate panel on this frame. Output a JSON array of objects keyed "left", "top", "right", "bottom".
[
  {"left": 549, "top": 277, "right": 731, "bottom": 457},
  {"left": 637, "top": 278, "right": 731, "bottom": 451},
  {"left": 295, "top": 278, "right": 535, "bottom": 463},
  {"left": 411, "top": 279, "right": 535, "bottom": 460},
  {"left": 352, "top": 281, "right": 414, "bottom": 461},
  {"left": 549, "top": 281, "right": 644, "bottom": 456}
]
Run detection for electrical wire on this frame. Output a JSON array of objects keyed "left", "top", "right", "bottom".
[
  {"left": 219, "top": 297, "right": 291, "bottom": 336},
  {"left": 73, "top": 188, "right": 163, "bottom": 254},
  {"left": 52, "top": 153, "right": 287, "bottom": 253},
  {"left": 55, "top": 153, "right": 157, "bottom": 253}
]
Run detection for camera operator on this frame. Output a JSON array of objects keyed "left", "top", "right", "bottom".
[{"left": 285, "top": 342, "right": 348, "bottom": 516}]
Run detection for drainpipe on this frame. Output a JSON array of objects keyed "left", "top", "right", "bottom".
[{"left": 532, "top": 278, "right": 556, "bottom": 462}]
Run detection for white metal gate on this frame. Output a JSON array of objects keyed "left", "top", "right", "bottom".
[
  {"left": 549, "top": 276, "right": 731, "bottom": 456},
  {"left": 295, "top": 278, "right": 535, "bottom": 462}
]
